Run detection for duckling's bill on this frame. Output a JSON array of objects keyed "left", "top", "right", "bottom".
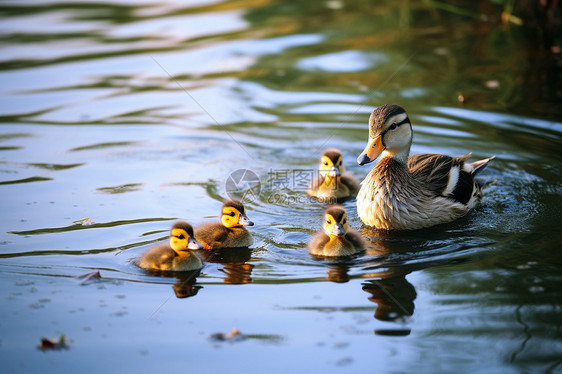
[
  {"left": 187, "top": 236, "right": 203, "bottom": 250},
  {"left": 357, "top": 135, "right": 384, "bottom": 165},
  {"left": 331, "top": 223, "right": 345, "bottom": 236},
  {"left": 238, "top": 213, "right": 254, "bottom": 226},
  {"left": 327, "top": 165, "right": 341, "bottom": 178},
  {"left": 324, "top": 212, "right": 347, "bottom": 237}
]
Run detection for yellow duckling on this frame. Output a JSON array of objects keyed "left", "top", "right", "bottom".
[
  {"left": 356, "top": 104, "right": 495, "bottom": 230},
  {"left": 136, "top": 221, "right": 203, "bottom": 272},
  {"left": 307, "top": 148, "right": 359, "bottom": 202},
  {"left": 195, "top": 200, "right": 254, "bottom": 249},
  {"left": 308, "top": 206, "right": 366, "bottom": 257}
]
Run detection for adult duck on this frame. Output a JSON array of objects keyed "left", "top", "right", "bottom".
[{"left": 356, "top": 104, "right": 494, "bottom": 230}]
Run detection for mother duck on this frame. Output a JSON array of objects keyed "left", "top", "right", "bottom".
[{"left": 356, "top": 104, "right": 494, "bottom": 230}]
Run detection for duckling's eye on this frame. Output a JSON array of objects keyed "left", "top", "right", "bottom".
[
  {"left": 177, "top": 234, "right": 185, "bottom": 239},
  {"left": 229, "top": 211, "right": 235, "bottom": 217},
  {"left": 323, "top": 161, "right": 329, "bottom": 166},
  {"left": 343, "top": 219, "right": 347, "bottom": 224},
  {"left": 327, "top": 219, "right": 332, "bottom": 224},
  {"left": 389, "top": 123, "right": 397, "bottom": 130}
]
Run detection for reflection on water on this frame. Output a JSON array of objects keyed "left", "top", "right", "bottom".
[
  {"left": 0, "top": 0, "right": 561, "bottom": 373},
  {"left": 200, "top": 247, "right": 254, "bottom": 284}
]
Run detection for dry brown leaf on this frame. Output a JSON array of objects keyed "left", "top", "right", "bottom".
[
  {"left": 209, "top": 328, "right": 244, "bottom": 342},
  {"left": 39, "top": 334, "right": 68, "bottom": 351},
  {"left": 76, "top": 271, "right": 102, "bottom": 285}
]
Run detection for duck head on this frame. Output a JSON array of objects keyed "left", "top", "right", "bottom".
[
  {"left": 221, "top": 200, "right": 254, "bottom": 228},
  {"left": 357, "top": 104, "right": 413, "bottom": 165},
  {"left": 169, "top": 221, "right": 203, "bottom": 252},
  {"left": 323, "top": 206, "right": 349, "bottom": 238},
  {"left": 319, "top": 148, "right": 344, "bottom": 180}
]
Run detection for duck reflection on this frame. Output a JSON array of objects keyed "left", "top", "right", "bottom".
[
  {"left": 171, "top": 270, "right": 203, "bottom": 298},
  {"left": 309, "top": 224, "right": 422, "bottom": 334},
  {"left": 326, "top": 263, "right": 350, "bottom": 283},
  {"left": 360, "top": 226, "right": 418, "bottom": 335},
  {"left": 199, "top": 247, "right": 254, "bottom": 284},
  {"left": 139, "top": 269, "right": 202, "bottom": 299},
  {"left": 362, "top": 275, "right": 416, "bottom": 335}
]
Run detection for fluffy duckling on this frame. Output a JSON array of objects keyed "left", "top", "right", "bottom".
[
  {"left": 307, "top": 148, "right": 359, "bottom": 202},
  {"left": 308, "top": 206, "right": 366, "bottom": 257},
  {"left": 136, "top": 221, "right": 203, "bottom": 272},
  {"left": 356, "top": 104, "right": 495, "bottom": 230},
  {"left": 195, "top": 200, "right": 254, "bottom": 249}
]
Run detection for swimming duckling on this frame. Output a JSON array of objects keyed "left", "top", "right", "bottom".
[
  {"left": 136, "top": 221, "right": 203, "bottom": 272},
  {"left": 195, "top": 200, "right": 254, "bottom": 249},
  {"left": 356, "top": 104, "right": 495, "bottom": 230},
  {"left": 308, "top": 206, "right": 366, "bottom": 257},
  {"left": 307, "top": 148, "right": 359, "bottom": 202}
]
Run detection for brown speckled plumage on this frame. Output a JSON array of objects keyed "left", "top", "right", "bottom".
[
  {"left": 357, "top": 104, "right": 494, "bottom": 230},
  {"left": 195, "top": 224, "right": 253, "bottom": 249}
]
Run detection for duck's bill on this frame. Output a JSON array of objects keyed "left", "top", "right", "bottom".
[
  {"left": 187, "top": 237, "right": 203, "bottom": 250},
  {"left": 357, "top": 135, "right": 384, "bottom": 165},
  {"left": 238, "top": 214, "right": 254, "bottom": 226},
  {"left": 328, "top": 166, "right": 341, "bottom": 178},
  {"left": 332, "top": 223, "right": 345, "bottom": 236}
]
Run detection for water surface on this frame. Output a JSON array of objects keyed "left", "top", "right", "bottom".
[{"left": 1, "top": 1, "right": 561, "bottom": 373}]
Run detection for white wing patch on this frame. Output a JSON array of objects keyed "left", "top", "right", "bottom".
[{"left": 444, "top": 165, "right": 459, "bottom": 196}]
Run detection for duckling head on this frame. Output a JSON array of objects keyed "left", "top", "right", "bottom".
[
  {"left": 323, "top": 206, "right": 349, "bottom": 238},
  {"left": 220, "top": 200, "right": 254, "bottom": 228},
  {"left": 319, "top": 148, "right": 344, "bottom": 180},
  {"left": 357, "top": 104, "right": 413, "bottom": 165},
  {"left": 169, "top": 221, "right": 203, "bottom": 252}
]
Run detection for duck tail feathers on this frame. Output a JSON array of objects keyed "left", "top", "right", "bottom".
[{"left": 470, "top": 156, "right": 495, "bottom": 176}]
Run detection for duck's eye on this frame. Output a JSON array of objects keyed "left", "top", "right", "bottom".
[
  {"left": 177, "top": 234, "right": 185, "bottom": 239},
  {"left": 327, "top": 219, "right": 332, "bottom": 224},
  {"left": 323, "top": 161, "right": 329, "bottom": 166},
  {"left": 389, "top": 123, "right": 397, "bottom": 130},
  {"left": 343, "top": 219, "right": 347, "bottom": 224},
  {"left": 229, "top": 211, "right": 236, "bottom": 217}
]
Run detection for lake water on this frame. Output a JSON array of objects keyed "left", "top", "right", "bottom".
[{"left": 1, "top": 1, "right": 561, "bottom": 373}]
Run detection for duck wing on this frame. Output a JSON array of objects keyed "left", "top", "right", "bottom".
[
  {"left": 408, "top": 152, "right": 495, "bottom": 205},
  {"left": 307, "top": 231, "right": 330, "bottom": 256},
  {"left": 345, "top": 229, "right": 366, "bottom": 251},
  {"left": 195, "top": 223, "right": 230, "bottom": 249},
  {"left": 408, "top": 152, "right": 475, "bottom": 204}
]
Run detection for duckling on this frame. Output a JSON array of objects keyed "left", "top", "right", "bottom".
[
  {"left": 356, "top": 104, "right": 495, "bottom": 230},
  {"left": 308, "top": 206, "right": 366, "bottom": 257},
  {"left": 136, "top": 221, "right": 203, "bottom": 272},
  {"left": 195, "top": 200, "right": 254, "bottom": 249},
  {"left": 307, "top": 148, "right": 359, "bottom": 202}
]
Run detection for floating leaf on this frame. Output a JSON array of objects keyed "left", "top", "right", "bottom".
[
  {"left": 76, "top": 271, "right": 101, "bottom": 285},
  {"left": 73, "top": 217, "right": 95, "bottom": 226},
  {"left": 209, "top": 328, "right": 244, "bottom": 342},
  {"left": 39, "top": 334, "right": 68, "bottom": 351}
]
